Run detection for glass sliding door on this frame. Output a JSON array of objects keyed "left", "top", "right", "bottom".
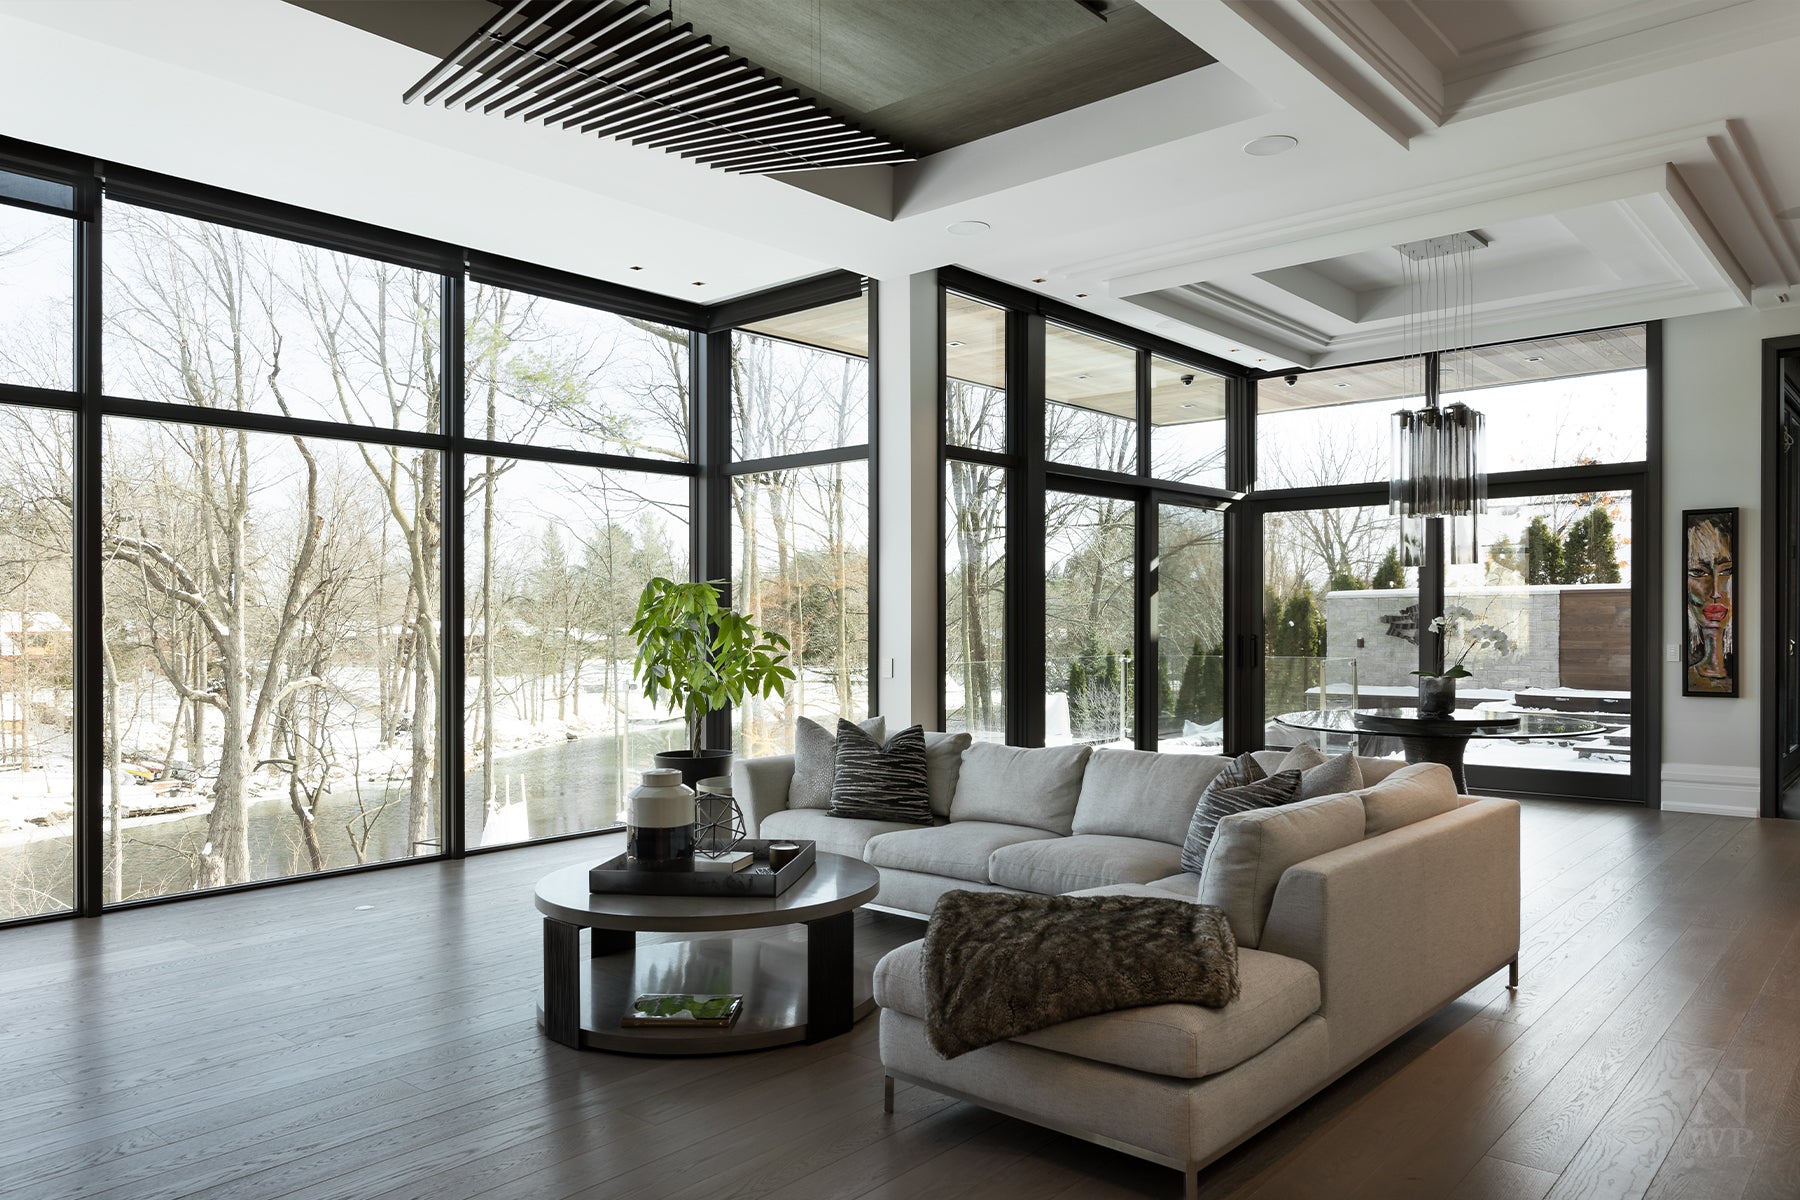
[
  {"left": 1046, "top": 490, "right": 1136, "bottom": 747},
  {"left": 1157, "top": 504, "right": 1225, "bottom": 753},
  {"left": 946, "top": 461, "right": 1007, "bottom": 742},
  {"left": 1262, "top": 504, "right": 1411, "bottom": 753}
]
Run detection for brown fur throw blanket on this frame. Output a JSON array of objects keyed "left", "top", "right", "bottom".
[{"left": 922, "top": 891, "right": 1240, "bottom": 1059}]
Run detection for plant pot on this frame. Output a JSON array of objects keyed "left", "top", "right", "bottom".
[
  {"left": 654, "top": 748, "right": 733, "bottom": 791},
  {"left": 1417, "top": 676, "right": 1457, "bottom": 719}
]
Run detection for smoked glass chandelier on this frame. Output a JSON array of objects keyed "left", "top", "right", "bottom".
[{"left": 1389, "top": 232, "right": 1488, "bottom": 565}]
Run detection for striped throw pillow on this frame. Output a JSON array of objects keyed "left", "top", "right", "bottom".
[
  {"left": 828, "top": 721, "right": 933, "bottom": 824},
  {"left": 1180, "top": 768, "right": 1302, "bottom": 874}
]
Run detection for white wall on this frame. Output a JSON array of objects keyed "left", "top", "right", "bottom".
[
  {"left": 875, "top": 270, "right": 941, "bottom": 729},
  {"left": 1661, "top": 305, "right": 1800, "bottom": 815}
]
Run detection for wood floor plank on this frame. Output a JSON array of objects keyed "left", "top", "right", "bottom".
[
  {"left": 1450, "top": 1156, "right": 1560, "bottom": 1200},
  {"left": 1543, "top": 1038, "right": 1721, "bottom": 1200}
]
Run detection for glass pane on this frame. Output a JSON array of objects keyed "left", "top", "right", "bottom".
[
  {"left": 946, "top": 462, "right": 1007, "bottom": 742},
  {"left": 1046, "top": 324, "right": 1137, "bottom": 473},
  {"left": 1450, "top": 493, "right": 1633, "bottom": 778},
  {"left": 464, "top": 458, "right": 689, "bottom": 846},
  {"left": 732, "top": 462, "right": 871, "bottom": 756},
  {"left": 1151, "top": 358, "right": 1226, "bottom": 487},
  {"left": 0, "top": 202, "right": 74, "bottom": 391},
  {"left": 1158, "top": 506, "right": 1225, "bottom": 754},
  {"left": 732, "top": 297, "right": 869, "bottom": 460},
  {"left": 105, "top": 204, "right": 442, "bottom": 431},
  {"left": 1264, "top": 504, "right": 1412, "bottom": 752},
  {"left": 466, "top": 282, "right": 689, "bottom": 460},
  {"left": 945, "top": 292, "right": 1006, "bottom": 451},
  {"left": 101, "top": 419, "right": 442, "bottom": 902},
  {"left": 1443, "top": 327, "right": 1647, "bottom": 471},
  {"left": 0, "top": 405, "right": 74, "bottom": 920},
  {"left": 1046, "top": 491, "right": 1136, "bottom": 747},
  {"left": 1258, "top": 358, "right": 1418, "bottom": 490}
]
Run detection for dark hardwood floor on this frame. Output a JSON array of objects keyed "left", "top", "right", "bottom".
[{"left": 3, "top": 801, "right": 1799, "bottom": 1200}]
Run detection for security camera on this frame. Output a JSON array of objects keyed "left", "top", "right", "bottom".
[
  {"left": 1180, "top": 374, "right": 1194, "bottom": 386},
  {"left": 1284, "top": 374, "right": 1299, "bottom": 386}
]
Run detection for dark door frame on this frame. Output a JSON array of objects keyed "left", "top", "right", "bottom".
[{"left": 1761, "top": 334, "right": 1800, "bottom": 816}]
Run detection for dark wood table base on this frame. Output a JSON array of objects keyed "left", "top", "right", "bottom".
[{"left": 540, "top": 918, "right": 874, "bottom": 1054}]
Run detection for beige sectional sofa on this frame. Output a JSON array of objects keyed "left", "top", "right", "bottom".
[
  {"left": 735, "top": 737, "right": 1519, "bottom": 1197},
  {"left": 733, "top": 740, "right": 1413, "bottom": 914}
]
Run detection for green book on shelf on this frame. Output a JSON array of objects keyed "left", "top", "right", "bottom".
[{"left": 621, "top": 993, "right": 745, "bottom": 1028}]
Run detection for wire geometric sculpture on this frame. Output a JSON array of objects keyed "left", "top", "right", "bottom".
[{"left": 694, "top": 790, "right": 746, "bottom": 858}]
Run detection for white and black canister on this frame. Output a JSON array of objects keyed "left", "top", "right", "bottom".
[{"left": 626, "top": 767, "right": 696, "bottom": 871}]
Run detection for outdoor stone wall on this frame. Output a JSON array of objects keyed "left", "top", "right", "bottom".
[{"left": 1324, "top": 584, "right": 1629, "bottom": 695}]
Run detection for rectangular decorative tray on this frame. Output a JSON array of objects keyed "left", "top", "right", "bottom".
[{"left": 588, "top": 839, "right": 816, "bottom": 897}]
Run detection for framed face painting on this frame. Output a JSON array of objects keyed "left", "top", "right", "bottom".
[{"left": 1682, "top": 507, "right": 1738, "bottom": 697}]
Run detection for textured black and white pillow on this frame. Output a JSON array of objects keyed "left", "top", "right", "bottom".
[
  {"left": 791, "top": 715, "right": 886, "bottom": 809},
  {"left": 1180, "top": 768, "right": 1302, "bottom": 874},
  {"left": 829, "top": 721, "right": 933, "bottom": 824}
]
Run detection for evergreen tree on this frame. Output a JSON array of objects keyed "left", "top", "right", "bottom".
[
  {"left": 1371, "top": 547, "right": 1405, "bottom": 590},
  {"left": 1562, "top": 514, "right": 1591, "bottom": 584},
  {"left": 1577, "top": 509, "right": 1621, "bottom": 583},
  {"left": 1523, "top": 517, "right": 1563, "bottom": 585},
  {"left": 1488, "top": 536, "right": 1522, "bottom": 579},
  {"left": 1195, "top": 641, "right": 1226, "bottom": 727},
  {"left": 1174, "top": 639, "right": 1204, "bottom": 723},
  {"left": 1327, "top": 566, "right": 1367, "bottom": 592}
]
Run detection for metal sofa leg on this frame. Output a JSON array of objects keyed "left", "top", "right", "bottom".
[
  {"left": 883, "top": 1074, "right": 894, "bottom": 1114},
  {"left": 1508, "top": 956, "right": 1519, "bottom": 989}
]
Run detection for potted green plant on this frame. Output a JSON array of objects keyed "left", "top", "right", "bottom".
[{"left": 629, "top": 577, "right": 794, "bottom": 787}]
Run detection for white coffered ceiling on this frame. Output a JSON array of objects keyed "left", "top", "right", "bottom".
[{"left": 0, "top": 0, "right": 1795, "bottom": 371}]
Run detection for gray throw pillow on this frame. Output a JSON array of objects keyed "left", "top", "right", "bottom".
[
  {"left": 1276, "top": 743, "right": 1366, "bottom": 799},
  {"left": 791, "top": 715, "right": 885, "bottom": 809},
  {"left": 1180, "top": 768, "right": 1302, "bottom": 874},
  {"left": 829, "top": 721, "right": 932, "bottom": 824},
  {"left": 922, "top": 731, "right": 973, "bottom": 818}
]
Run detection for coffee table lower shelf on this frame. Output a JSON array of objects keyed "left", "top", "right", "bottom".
[{"left": 537, "top": 936, "right": 876, "bottom": 1055}]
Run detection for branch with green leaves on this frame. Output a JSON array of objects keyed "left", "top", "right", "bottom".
[{"left": 628, "top": 577, "right": 794, "bottom": 756}]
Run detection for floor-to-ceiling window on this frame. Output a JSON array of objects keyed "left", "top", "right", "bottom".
[
  {"left": 0, "top": 139, "right": 874, "bottom": 925},
  {"left": 938, "top": 272, "right": 1240, "bottom": 751},
  {"left": 729, "top": 290, "right": 875, "bottom": 756},
  {"left": 1251, "top": 325, "right": 1654, "bottom": 800}
]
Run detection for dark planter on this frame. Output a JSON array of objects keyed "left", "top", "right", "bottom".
[
  {"left": 1416, "top": 676, "right": 1457, "bottom": 719},
  {"left": 654, "top": 748, "right": 733, "bottom": 790}
]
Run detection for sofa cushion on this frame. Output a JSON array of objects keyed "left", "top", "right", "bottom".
[
  {"left": 948, "top": 743, "right": 1092, "bottom": 835},
  {"left": 760, "top": 808, "right": 918, "bottom": 861},
  {"left": 830, "top": 722, "right": 932, "bottom": 825},
  {"left": 924, "top": 731, "right": 974, "bottom": 819},
  {"left": 1272, "top": 744, "right": 1366, "bottom": 799},
  {"left": 1180, "top": 769, "right": 1302, "bottom": 875},
  {"left": 1200, "top": 793, "right": 1365, "bottom": 948},
  {"left": 1070, "top": 749, "right": 1228, "bottom": 845},
  {"left": 1146, "top": 872, "right": 1199, "bottom": 898},
  {"left": 1358, "top": 762, "right": 1458, "bottom": 837},
  {"left": 864, "top": 822, "right": 1059, "bottom": 885},
  {"left": 874, "top": 937, "right": 1320, "bottom": 1080},
  {"left": 989, "top": 835, "right": 1184, "bottom": 894},
  {"left": 791, "top": 715, "right": 885, "bottom": 810}
]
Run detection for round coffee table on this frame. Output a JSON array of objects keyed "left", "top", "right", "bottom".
[{"left": 533, "top": 851, "right": 880, "bottom": 1054}]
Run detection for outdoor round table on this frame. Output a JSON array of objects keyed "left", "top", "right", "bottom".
[
  {"left": 1274, "top": 708, "right": 1605, "bottom": 792},
  {"left": 533, "top": 851, "right": 880, "bottom": 1055}
]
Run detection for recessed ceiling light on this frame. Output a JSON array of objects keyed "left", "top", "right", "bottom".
[
  {"left": 692, "top": 281, "right": 705, "bottom": 286},
  {"left": 629, "top": 265, "right": 644, "bottom": 271},
  {"left": 1075, "top": 293, "right": 1088, "bottom": 298},
  {"left": 1525, "top": 356, "right": 1544, "bottom": 362},
  {"left": 1336, "top": 383, "right": 1350, "bottom": 388},
  {"left": 948, "top": 340, "right": 965, "bottom": 348},
  {"left": 1180, "top": 402, "right": 1198, "bottom": 410},
  {"left": 1243, "top": 134, "right": 1299, "bottom": 157},
  {"left": 947, "top": 220, "right": 991, "bottom": 236},
  {"left": 1032, "top": 277, "right": 1048, "bottom": 283},
  {"left": 1077, "top": 374, "right": 1089, "bottom": 380}
]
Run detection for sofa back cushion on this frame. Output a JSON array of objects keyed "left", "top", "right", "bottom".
[
  {"left": 1071, "top": 749, "right": 1230, "bottom": 844},
  {"left": 923, "top": 731, "right": 974, "bottom": 818},
  {"left": 1249, "top": 744, "right": 1365, "bottom": 799},
  {"left": 949, "top": 742, "right": 1092, "bottom": 835},
  {"left": 1357, "top": 762, "right": 1458, "bottom": 837},
  {"left": 1199, "top": 793, "right": 1365, "bottom": 948},
  {"left": 791, "top": 715, "right": 885, "bottom": 810}
]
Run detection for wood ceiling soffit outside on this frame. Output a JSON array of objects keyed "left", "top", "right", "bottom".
[{"left": 403, "top": 0, "right": 914, "bottom": 175}]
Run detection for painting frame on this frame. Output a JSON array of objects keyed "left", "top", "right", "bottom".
[{"left": 1681, "top": 506, "right": 1739, "bottom": 698}]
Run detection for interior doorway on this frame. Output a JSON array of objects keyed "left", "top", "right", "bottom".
[{"left": 1764, "top": 340, "right": 1800, "bottom": 817}]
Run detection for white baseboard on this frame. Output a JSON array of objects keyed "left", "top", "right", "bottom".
[{"left": 1660, "top": 762, "right": 1759, "bottom": 817}]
